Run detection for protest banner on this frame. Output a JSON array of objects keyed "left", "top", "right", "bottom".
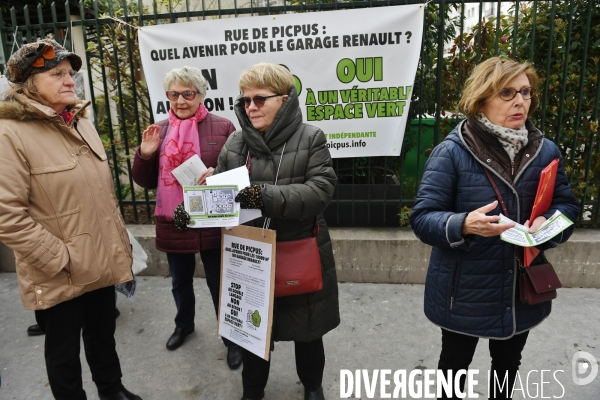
[
  {"left": 218, "top": 225, "right": 276, "bottom": 360},
  {"left": 138, "top": 4, "right": 424, "bottom": 158}
]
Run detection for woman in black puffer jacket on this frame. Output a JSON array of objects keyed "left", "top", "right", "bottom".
[
  {"left": 216, "top": 63, "right": 339, "bottom": 400},
  {"left": 410, "top": 57, "right": 579, "bottom": 400}
]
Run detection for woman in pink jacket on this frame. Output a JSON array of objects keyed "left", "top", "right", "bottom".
[{"left": 131, "top": 66, "right": 242, "bottom": 368}]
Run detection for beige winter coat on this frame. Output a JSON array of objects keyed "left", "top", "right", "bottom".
[{"left": 0, "top": 94, "right": 133, "bottom": 310}]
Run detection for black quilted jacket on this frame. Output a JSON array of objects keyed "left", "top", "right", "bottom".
[{"left": 215, "top": 86, "right": 340, "bottom": 342}]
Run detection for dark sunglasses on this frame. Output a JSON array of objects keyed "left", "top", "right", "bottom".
[
  {"left": 243, "top": 94, "right": 282, "bottom": 108},
  {"left": 166, "top": 90, "right": 198, "bottom": 101},
  {"left": 499, "top": 87, "right": 535, "bottom": 101}
]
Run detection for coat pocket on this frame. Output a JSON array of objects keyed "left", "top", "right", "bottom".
[
  {"left": 30, "top": 162, "right": 77, "bottom": 175},
  {"left": 28, "top": 260, "right": 53, "bottom": 285},
  {"left": 64, "top": 233, "right": 101, "bottom": 285},
  {"left": 448, "top": 261, "right": 461, "bottom": 310},
  {"left": 31, "top": 207, "right": 82, "bottom": 240}
]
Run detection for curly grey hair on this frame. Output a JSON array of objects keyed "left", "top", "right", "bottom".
[{"left": 163, "top": 66, "right": 209, "bottom": 98}]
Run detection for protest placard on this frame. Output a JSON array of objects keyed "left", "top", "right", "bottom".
[{"left": 218, "top": 225, "right": 276, "bottom": 360}]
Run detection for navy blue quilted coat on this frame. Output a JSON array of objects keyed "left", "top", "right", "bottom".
[{"left": 410, "top": 120, "right": 579, "bottom": 339}]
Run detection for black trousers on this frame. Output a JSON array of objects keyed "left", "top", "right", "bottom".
[
  {"left": 166, "top": 249, "right": 233, "bottom": 347},
  {"left": 34, "top": 286, "right": 124, "bottom": 400},
  {"left": 437, "top": 329, "right": 530, "bottom": 400},
  {"left": 241, "top": 339, "right": 325, "bottom": 398}
]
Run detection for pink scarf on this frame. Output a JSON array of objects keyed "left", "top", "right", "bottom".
[{"left": 155, "top": 104, "right": 208, "bottom": 218}]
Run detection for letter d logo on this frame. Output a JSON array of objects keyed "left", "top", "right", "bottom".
[{"left": 572, "top": 351, "right": 598, "bottom": 385}]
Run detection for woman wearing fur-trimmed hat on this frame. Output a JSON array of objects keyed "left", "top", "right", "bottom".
[{"left": 0, "top": 39, "right": 142, "bottom": 400}]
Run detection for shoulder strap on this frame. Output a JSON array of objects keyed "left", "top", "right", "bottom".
[
  {"left": 482, "top": 167, "right": 509, "bottom": 216},
  {"left": 262, "top": 142, "right": 287, "bottom": 232},
  {"left": 482, "top": 166, "right": 527, "bottom": 266}
]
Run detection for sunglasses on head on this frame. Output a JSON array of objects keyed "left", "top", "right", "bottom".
[
  {"left": 166, "top": 90, "right": 198, "bottom": 101},
  {"left": 243, "top": 94, "right": 282, "bottom": 108}
]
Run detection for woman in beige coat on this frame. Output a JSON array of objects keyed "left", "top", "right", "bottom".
[{"left": 0, "top": 39, "right": 141, "bottom": 400}]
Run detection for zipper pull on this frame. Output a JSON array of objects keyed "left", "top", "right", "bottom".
[
  {"left": 67, "top": 272, "right": 72, "bottom": 285},
  {"left": 511, "top": 160, "right": 515, "bottom": 176},
  {"left": 450, "top": 296, "right": 454, "bottom": 310}
]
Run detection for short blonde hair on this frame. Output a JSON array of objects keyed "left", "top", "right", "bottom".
[
  {"left": 164, "top": 66, "right": 208, "bottom": 97},
  {"left": 457, "top": 57, "right": 539, "bottom": 118},
  {"left": 238, "top": 63, "right": 295, "bottom": 95},
  {"left": 3, "top": 75, "right": 60, "bottom": 106}
]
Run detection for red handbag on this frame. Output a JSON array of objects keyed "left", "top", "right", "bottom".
[
  {"left": 519, "top": 261, "right": 561, "bottom": 305},
  {"left": 274, "top": 224, "right": 323, "bottom": 297},
  {"left": 250, "top": 143, "right": 323, "bottom": 297}
]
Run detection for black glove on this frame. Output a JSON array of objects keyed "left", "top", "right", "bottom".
[
  {"left": 235, "top": 184, "right": 264, "bottom": 211},
  {"left": 173, "top": 202, "right": 191, "bottom": 230}
]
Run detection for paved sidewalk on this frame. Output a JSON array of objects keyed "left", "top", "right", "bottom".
[{"left": 1, "top": 273, "right": 599, "bottom": 399}]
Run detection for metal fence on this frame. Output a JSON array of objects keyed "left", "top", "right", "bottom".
[{"left": 1, "top": 0, "right": 598, "bottom": 227}]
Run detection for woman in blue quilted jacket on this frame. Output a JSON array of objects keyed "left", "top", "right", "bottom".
[{"left": 410, "top": 57, "right": 579, "bottom": 399}]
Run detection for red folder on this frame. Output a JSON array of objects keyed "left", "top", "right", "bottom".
[{"left": 524, "top": 158, "right": 559, "bottom": 266}]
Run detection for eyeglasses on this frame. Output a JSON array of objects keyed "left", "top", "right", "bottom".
[
  {"left": 166, "top": 90, "right": 198, "bottom": 101},
  {"left": 243, "top": 94, "right": 282, "bottom": 108},
  {"left": 49, "top": 70, "right": 77, "bottom": 80},
  {"left": 499, "top": 87, "right": 535, "bottom": 101}
]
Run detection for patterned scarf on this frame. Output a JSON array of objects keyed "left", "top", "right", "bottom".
[
  {"left": 155, "top": 104, "right": 208, "bottom": 218},
  {"left": 477, "top": 113, "right": 529, "bottom": 161}
]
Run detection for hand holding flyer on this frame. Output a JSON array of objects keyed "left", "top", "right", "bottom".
[
  {"left": 182, "top": 166, "right": 262, "bottom": 227},
  {"left": 206, "top": 166, "right": 262, "bottom": 224},
  {"left": 183, "top": 185, "right": 240, "bottom": 228},
  {"left": 499, "top": 210, "right": 573, "bottom": 247},
  {"left": 171, "top": 154, "right": 207, "bottom": 186}
]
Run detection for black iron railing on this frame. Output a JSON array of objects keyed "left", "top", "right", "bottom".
[{"left": 1, "top": 0, "right": 598, "bottom": 227}]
